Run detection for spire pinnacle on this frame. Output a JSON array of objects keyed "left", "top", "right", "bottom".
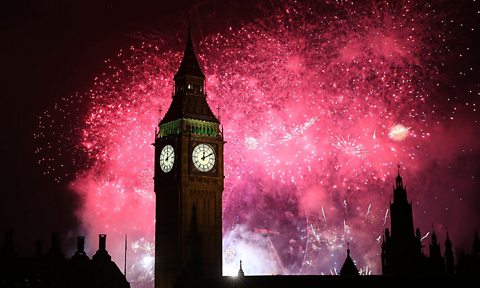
[
  {"left": 238, "top": 260, "right": 245, "bottom": 277},
  {"left": 431, "top": 224, "right": 438, "bottom": 244},
  {"left": 445, "top": 231, "right": 452, "bottom": 247},
  {"left": 174, "top": 27, "right": 205, "bottom": 80},
  {"left": 395, "top": 164, "right": 403, "bottom": 189},
  {"left": 340, "top": 243, "right": 359, "bottom": 276},
  {"left": 160, "top": 27, "right": 219, "bottom": 124}
]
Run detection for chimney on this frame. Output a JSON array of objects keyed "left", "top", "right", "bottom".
[
  {"left": 92, "top": 234, "right": 111, "bottom": 262},
  {"left": 72, "top": 235, "right": 89, "bottom": 261},
  {"left": 99, "top": 234, "right": 107, "bottom": 251},
  {"left": 77, "top": 236, "right": 85, "bottom": 253}
]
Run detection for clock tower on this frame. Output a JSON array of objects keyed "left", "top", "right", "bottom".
[{"left": 154, "top": 30, "right": 223, "bottom": 288}]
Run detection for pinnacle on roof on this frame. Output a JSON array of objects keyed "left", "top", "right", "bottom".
[{"left": 174, "top": 27, "right": 205, "bottom": 80}]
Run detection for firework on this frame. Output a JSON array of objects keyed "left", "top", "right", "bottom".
[{"left": 388, "top": 124, "right": 411, "bottom": 141}]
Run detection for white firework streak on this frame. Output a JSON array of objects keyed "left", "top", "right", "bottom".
[
  {"left": 383, "top": 208, "right": 389, "bottom": 226},
  {"left": 420, "top": 232, "right": 430, "bottom": 241},
  {"left": 366, "top": 203, "right": 372, "bottom": 217},
  {"left": 321, "top": 206, "right": 327, "bottom": 224},
  {"left": 276, "top": 116, "right": 318, "bottom": 144},
  {"left": 310, "top": 224, "right": 320, "bottom": 242}
]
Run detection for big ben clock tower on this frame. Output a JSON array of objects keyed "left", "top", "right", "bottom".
[{"left": 154, "top": 30, "right": 223, "bottom": 288}]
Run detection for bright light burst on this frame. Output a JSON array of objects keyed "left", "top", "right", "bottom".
[
  {"left": 34, "top": 1, "right": 478, "bottom": 287},
  {"left": 388, "top": 124, "right": 411, "bottom": 141}
]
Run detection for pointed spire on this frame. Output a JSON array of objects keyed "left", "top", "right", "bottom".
[
  {"left": 238, "top": 260, "right": 245, "bottom": 277},
  {"left": 445, "top": 231, "right": 453, "bottom": 252},
  {"left": 431, "top": 224, "right": 437, "bottom": 244},
  {"left": 160, "top": 27, "right": 219, "bottom": 125},
  {"left": 395, "top": 164, "right": 403, "bottom": 188},
  {"left": 340, "top": 243, "right": 359, "bottom": 276},
  {"left": 445, "top": 231, "right": 455, "bottom": 276},
  {"left": 174, "top": 26, "right": 205, "bottom": 80}
]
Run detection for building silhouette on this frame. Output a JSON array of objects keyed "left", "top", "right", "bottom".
[
  {"left": 0, "top": 232, "right": 129, "bottom": 288},
  {"left": 380, "top": 168, "right": 480, "bottom": 277},
  {"left": 381, "top": 168, "right": 423, "bottom": 275},
  {"left": 154, "top": 28, "right": 223, "bottom": 288},
  {"left": 339, "top": 243, "right": 359, "bottom": 276}
]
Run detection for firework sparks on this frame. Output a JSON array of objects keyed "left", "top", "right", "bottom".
[
  {"left": 34, "top": 0, "right": 479, "bottom": 285},
  {"left": 330, "top": 135, "right": 367, "bottom": 159},
  {"left": 388, "top": 124, "right": 411, "bottom": 141}
]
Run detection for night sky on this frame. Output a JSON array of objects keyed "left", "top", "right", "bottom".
[{"left": 1, "top": 0, "right": 480, "bottom": 287}]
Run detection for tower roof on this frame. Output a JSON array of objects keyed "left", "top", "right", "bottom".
[
  {"left": 340, "top": 243, "right": 359, "bottom": 276},
  {"left": 174, "top": 28, "right": 205, "bottom": 80},
  {"left": 160, "top": 29, "right": 219, "bottom": 125}
]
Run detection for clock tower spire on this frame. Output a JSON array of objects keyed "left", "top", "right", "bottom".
[{"left": 154, "top": 29, "right": 223, "bottom": 288}]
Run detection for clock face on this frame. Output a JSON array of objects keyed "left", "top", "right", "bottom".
[
  {"left": 192, "top": 143, "right": 215, "bottom": 172},
  {"left": 160, "top": 145, "right": 175, "bottom": 173}
]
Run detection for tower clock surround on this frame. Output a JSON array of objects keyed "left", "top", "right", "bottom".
[{"left": 154, "top": 29, "right": 224, "bottom": 288}]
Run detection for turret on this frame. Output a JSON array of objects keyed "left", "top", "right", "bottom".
[
  {"left": 428, "top": 228, "right": 444, "bottom": 276},
  {"left": 340, "top": 243, "right": 359, "bottom": 276},
  {"left": 238, "top": 260, "right": 245, "bottom": 277},
  {"left": 445, "top": 232, "right": 455, "bottom": 276},
  {"left": 160, "top": 28, "right": 218, "bottom": 125}
]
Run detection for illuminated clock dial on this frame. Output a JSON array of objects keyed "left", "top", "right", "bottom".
[
  {"left": 160, "top": 145, "right": 175, "bottom": 173},
  {"left": 192, "top": 144, "right": 215, "bottom": 172}
]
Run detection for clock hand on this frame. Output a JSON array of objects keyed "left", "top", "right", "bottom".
[
  {"left": 165, "top": 152, "right": 173, "bottom": 162},
  {"left": 202, "top": 153, "right": 213, "bottom": 160}
]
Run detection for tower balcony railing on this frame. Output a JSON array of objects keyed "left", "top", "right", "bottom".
[{"left": 159, "top": 118, "right": 220, "bottom": 138}]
